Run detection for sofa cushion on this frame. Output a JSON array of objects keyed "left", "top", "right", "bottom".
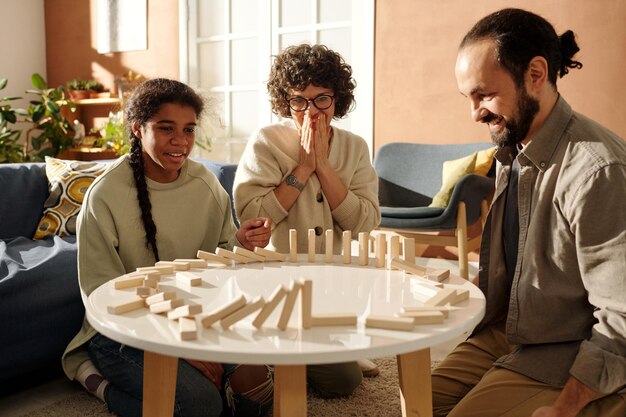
[{"left": 33, "top": 157, "right": 109, "bottom": 239}]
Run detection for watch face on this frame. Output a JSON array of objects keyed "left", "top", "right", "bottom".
[{"left": 287, "top": 175, "right": 296, "bottom": 185}]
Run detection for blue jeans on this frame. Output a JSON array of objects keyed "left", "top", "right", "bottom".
[{"left": 88, "top": 334, "right": 271, "bottom": 417}]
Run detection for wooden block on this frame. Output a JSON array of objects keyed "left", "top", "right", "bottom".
[
  {"left": 369, "top": 234, "right": 376, "bottom": 252},
  {"left": 201, "top": 295, "right": 248, "bottom": 328},
  {"left": 128, "top": 268, "right": 161, "bottom": 277},
  {"left": 426, "top": 269, "right": 450, "bottom": 282},
  {"left": 311, "top": 313, "right": 357, "bottom": 327},
  {"left": 252, "top": 285, "right": 288, "bottom": 329},
  {"left": 149, "top": 298, "right": 184, "bottom": 314},
  {"left": 300, "top": 279, "right": 313, "bottom": 329},
  {"left": 390, "top": 257, "right": 427, "bottom": 276},
  {"left": 358, "top": 232, "right": 369, "bottom": 266},
  {"left": 216, "top": 247, "right": 251, "bottom": 263},
  {"left": 308, "top": 229, "right": 316, "bottom": 263},
  {"left": 397, "top": 310, "right": 445, "bottom": 324},
  {"left": 402, "top": 237, "right": 415, "bottom": 263},
  {"left": 342, "top": 230, "right": 351, "bottom": 264},
  {"left": 220, "top": 296, "right": 265, "bottom": 330},
  {"left": 173, "top": 258, "right": 209, "bottom": 268},
  {"left": 365, "top": 315, "right": 415, "bottom": 331},
  {"left": 176, "top": 271, "right": 202, "bottom": 286},
  {"left": 324, "top": 229, "right": 333, "bottom": 263},
  {"left": 424, "top": 287, "right": 458, "bottom": 307},
  {"left": 137, "top": 265, "right": 175, "bottom": 275},
  {"left": 375, "top": 234, "right": 386, "bottom": 268},
  {"left": 179, "top": 317, "right": 197, "bottom": 340},
  {"left": 196, "top": 250, "right": 230, "bottom": 265},
  {"left": 136, "top": 286, "right": 157, "bottom": 297},
  {"left": 289, "top": 229, "right": 297, "bottom": 262},
  {"left": 254, "top": 246, "right": 287, "bottom": 262},
  {"left": 277, "top": 281, "right": 302, "bottom": 330},
  {"left": 156, "top": 260, "right": 190, "bottom": 271},
  {"left": 449, "top": 288, "right": 470, "bottom": 305},
  {"left": 145, "top": 291, "right": 177, "bottom": 305},
  {"left": 112, "top": 275, "right": 146, "bottom": 289},
  {"left": 107, "top": 297, "right": 145, "bottom": 315},
  {"left": 389, "top": 235, "right": 400, "bottom": 266},
  {"left": 409, "top": 281, "right": 441, "bottom": 299},
  {"left": 402, "top": 305, "right": 450, "bottom": 319},
  {"left": 143, "top": 277, "right": 159, "bottom": 288},
  {"left": 167, "top": 304, "right": 203, "bottom": 320},
  {"left": 234, "top": 246, "right": 266, "bottom": 262}
]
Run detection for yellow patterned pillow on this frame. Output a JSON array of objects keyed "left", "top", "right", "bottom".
[
  {"left": 33, "top": 157, "right": 108, "bottom": 239},
  {"left": 429, "top": 152, "right": 477, "bottom": 208},
  {"left": 474, "top": 147, "right": 497, "bottom": 176}
]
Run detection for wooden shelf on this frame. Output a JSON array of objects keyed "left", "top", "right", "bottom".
[
  {"left": 57, "top": 147, "right": 119, "bottom": 161},
  {"left": 74, "top": 97, "right": 120, "bottom": 106}
]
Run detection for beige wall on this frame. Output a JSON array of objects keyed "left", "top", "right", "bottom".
[
  {"left": 44, "top": 0, "right": 179, "bottom": 93},
  {"left": 374, "top": 0, "right": 626, "bottom": 150}
]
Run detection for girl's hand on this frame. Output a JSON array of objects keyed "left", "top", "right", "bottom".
[{"left": 236, "top": 217, "right": 271, "bottom": 250}]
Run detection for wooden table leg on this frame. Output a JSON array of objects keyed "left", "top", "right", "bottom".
[
  {"left": 397, "top": 348, "right": 432, "bottom": 417},
  {"left": 273, "top": 364, "right": 306, "bottom": 417},
  {"left": 143, "top": 351, "right": 178, "bottom": 417}
]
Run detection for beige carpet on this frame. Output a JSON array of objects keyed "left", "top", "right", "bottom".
[{"left": 19, "top": 357, "right": 439, "bottom": 417}]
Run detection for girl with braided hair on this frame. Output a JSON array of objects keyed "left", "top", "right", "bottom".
[{"left": 62, "top": 78, "right": 273, "bottom": 417}]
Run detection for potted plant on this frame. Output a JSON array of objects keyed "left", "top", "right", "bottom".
[
  {"left": 91, "top": 110, "right": 129, "bottom": 155},
  {"left": 0, "top": 78, "right": 28, "bottom": 162},
  {"left": 66, "top": 79, "right": 91, "bottom": 100},
  {"left": 86, "top": 80, "right": 112, "bottom": 98}
]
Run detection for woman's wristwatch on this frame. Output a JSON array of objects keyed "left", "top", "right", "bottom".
[{"left": 284, "top": 174, "right": 304, "bottom": 192}]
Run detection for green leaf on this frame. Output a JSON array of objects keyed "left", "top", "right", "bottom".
[
  {"left": 31, "top": 73, "right": 47, "bottom": 90},
  {"left": 47, "top": 100, "right": 60, "bottom": 113},
  {"left": 0, "top": 79, "right": 7, "bottom": 90},
  {"left": 5, "top": 112, "right": 17, "bottom": 123}
]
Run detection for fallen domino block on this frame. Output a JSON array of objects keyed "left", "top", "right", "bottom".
[
  {"left": 179, "top": 317, "right": 197, "bottom": 340},
  {"left": 112, "top": 275, "right": 146, "bottom": 289},
  {"left": 176, "top": 271, "right": 202, "bottom": 286},
  {"left": 174, "top": 258, "right": 209, "bottom": 269},
  {"left": 397, "top": 310, "right": 445, "bottom": 324},
  {"left": 196, "top": 250, "right": 230, "bottom": 265},
  {"left": 252, "top": 286, "right": 288, "bottom": 329},
  {"left": 137, "top": 265, "right": 175, "bottom": 275},
  {"left": 390, "top": 257, "right": 427, "bottom": 276},
  {"left": 156, "top": 260, "right": 190, "bottom": 271},
  {"left": 145, "top": 291, "right": 177, "bottom": 306},
  {"left": 136, "top": 286, "right": 157, "bottom": 297},
  {"left": 220, "top": 296, "right": 265, "bottom": 330},
  {"left": 216, "top": 247, "right": 252, "bottom": 263},
  {"left": 449, "top": 288, "right": 470, "bottom": 305},
  {"left": 300, "top": 279, "right": 312, "bottom": 329},
  {"left": 365, "top": 315, "right": 415, "bottom": 331},
  {"left": 107, "top": 297, "right": 146, "bottom": 315},
  {"left": 149, "top": 298, "right": 184, "bottom": 314},
  {"left": 167, "top": 304, "right": 203, "bottom": 320},
  {"left": 201, "top": 295, "right": 248, "bottom": 328},
  {"left": 426, "top": 269, "right": 450, "bottom": 282},
  {"left": 311, "top": 313, "right": 357, "bottom": 327},
  {"left": 254, "top": 246, "right": 287, "bottom": 262},
  {"left": 234, "top": 246, "right": 266, "bottom": 262},
  {"left": 424, "top": 287, "right": 458, "bottom": 307},
  {"left": 277, "top": 281, "right": 303, "bottom": 330},
  {"left": 402, "top": 305, "right": 450, "bottom": 318}
]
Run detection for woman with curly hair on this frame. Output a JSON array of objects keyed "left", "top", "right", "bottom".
[
  {"left": 63, "top": 78, "right": 274, "bottom": 417},
  {"left": 233, "top": 44, "right": 382, "bottom": 397}
]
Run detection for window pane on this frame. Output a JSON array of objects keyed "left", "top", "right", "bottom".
[
  {"left": 198, "top": 41, "right": 226, "bottom": 87},
  {"left": 203, "top": 139, "right": 229, "bottom": 162},
  {"left": 231, "top": 38, "right": 257, "bottom": 85},
  {"left": 232, "top": 0, "right": 257, "bottom": 33},
  {"left": 319, "top": 0, "right": 351, "bottom": 23},
  {"left": 198, "top": 0, "right": 224, "bottom": 38},
  {"left": 200, "top": 92, "right": 227, "bottom": 139},
  {"left": 230, "top": 141, "right": 248, "bottom": 163},
  {"left": 279, "top": 32, "right": 312, "bottom": 51},
  {"left": 280, "top": 0, "right": 312, "bottom": 27},
  {"left": 231, "top": 91, "right": 258, "bottom": 138},
  {"left": 319, "top": 28, "right": 352, "bottom": 64}
]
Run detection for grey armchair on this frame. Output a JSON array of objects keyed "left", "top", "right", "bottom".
[{"left": 373, "top": 142, "right": 496, "bottom": 279}]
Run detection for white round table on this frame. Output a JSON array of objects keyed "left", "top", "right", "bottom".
[{"left": 86, "top": 255, "right": 485, "bottom": 417}]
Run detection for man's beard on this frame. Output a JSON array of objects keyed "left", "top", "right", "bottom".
[{"left": 485, "top": 89, "right": 540, "bottom": 148}]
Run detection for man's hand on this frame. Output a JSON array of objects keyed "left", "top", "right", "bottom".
[
  {"left": 236, "top": 217, "right": 271, "bottom": 250},
  {"left": 185, "top": 360, "right": 224, "bottom": 389},
  {"left": 531, "top": 376, "right": 603, "bottom": 417}
]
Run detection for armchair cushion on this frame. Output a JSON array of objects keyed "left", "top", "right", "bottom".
[{"left": 429, "top": 152, "right": 477, "bottom": 208}]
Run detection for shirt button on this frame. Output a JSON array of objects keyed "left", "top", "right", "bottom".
[
  {"left": 316, "top": 192, "right": 324, "bottom": 203},
  {"left": 314, "top": 226, "right": 323, "bottom": 236},
  {"left": 540, "top": 162, "right": 546, "bottom": 168}
]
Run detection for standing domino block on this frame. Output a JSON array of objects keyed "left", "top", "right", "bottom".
[
  {"left": 174, "top": 258, "right": 209, "bottom": 268},
  {"left": 145, "top": 291, "right": 177, "bottom": 305},
  {"left": 234, "top": 246, "right": 266, "bottom": 262},
  {"left": 300, "top": 279, "right": 313, "bottom": 329},
  {"left": 216, "top": 247, "right": 252, "bottom": 263},
  {"left": 167, "top": 304, "right": 203, "bottom": 320},
  {"left": 311, "top": 313, "right": 357, "bottom": 327},
  {"left": 254, "top": 246, "right": 287, "bottom": 262},
  {"left": 277, "top": 281, "right": 303, "bottom": 330},
  {"left": 375, "top": 234, "right": 386, "bottom": 268},
  {"left": 342, "top": 230, "right": 351, "bottom": 264},
  {"left": 137, "top": 265, "right": 175, "bottom": 275},
  {"left": 308, "top": 229, "right": 316, "bottom": 263},
  {"left": 150, "top": 298, "right": 185, "bottom": 314},
  {"left": 358, "top": 232, "right": 369, "bottom": 266},
  {"left": 424, "top": 287, "right": 458, "bottom": 307},
  {"left": 365, "top": 315, "right": 415, "bottom": 331},
  {"left": 397, "top": 310, "right": 445, "bottom": 324},
  {"left": 196, "top": 250, "right": 230, "bottom": 265},
  {"left": 289, "top": 229, "right": 297, "bottom": 262},
  {"left": 107, "top": 297, "right": 146, "bottom": 315},
  {"left": 201, "top": 295, "right": 248, "bottom": 328},
  {"left": 324, "top": 229, "right": 333, "bottom": 263},
  {"left": 389, "top": 235, "right": 400, "bottom": 267},
  {"left": 176, "top": 271, "right": 202, "bottom": 286},
  {"left": 156, "top": 260, "right": 190, "bottom": 271},
  {"left": 402, "top": 237, "right": 415, "bottom": 263},
  {"left": 220, "top": 296, "right": 265, "bottom": 330},
  {"left": 179, "top": 317, "right": 197, "bottom": 340},
  {"left": 252, "top": 286, "right": 288, "bottom": 329}
]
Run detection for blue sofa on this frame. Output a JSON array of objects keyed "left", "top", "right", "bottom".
[{"left": 0, "top": 158, "right": 237, "bottom": 384}]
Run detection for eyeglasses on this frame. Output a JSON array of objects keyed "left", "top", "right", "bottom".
[{"left": 286, "top": 94, "right": 335, "bottom": 112}]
